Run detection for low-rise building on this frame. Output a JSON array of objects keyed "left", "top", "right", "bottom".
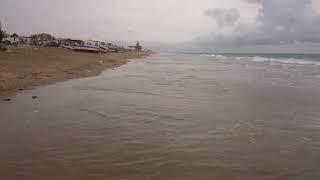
[
  {"left": 85, "top": 40, "right": 101, "bottom": 48},
  {"left": 3, "top": 36, "right": 14, "bottom": 44},
  {"left": 128, "top": 41, "right": 142, "bottom": 51},
  {"left": 19, "top": 36, "right": 32, "bottom": 44},
  {"left": 58, "top": 38, "right": 84, "bottom": 46},
  {"left": 30, "top": 33, "right": 55, "bottom": 45}
]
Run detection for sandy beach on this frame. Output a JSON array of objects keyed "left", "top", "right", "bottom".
[
  {"left": 0, "top": 47, "right": 151, "bottom": 98},
  {"left": 2, "top": 53, "right": 320, "bottom": 179}
]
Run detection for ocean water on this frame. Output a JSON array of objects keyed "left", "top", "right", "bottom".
[
  {"left": 1, "top": 53, "right": 320, "bottom": 180},
  {"left": 198, "top": 53, "right": 320, "bottom": 65}
]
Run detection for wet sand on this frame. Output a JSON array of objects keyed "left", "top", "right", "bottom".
[
  {"left": 0, "top": 47, "right": 151, "bottom": 98},
  {"left": 1, "top": 53, "right": 320, "bottom": 179}
]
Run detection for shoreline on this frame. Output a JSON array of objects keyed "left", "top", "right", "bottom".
[{"left": 0, "top": 47, "right": 152, "bottom": 99}]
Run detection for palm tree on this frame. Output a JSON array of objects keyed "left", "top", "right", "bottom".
[
  {"left": 0, "top": 22, "right": 7, "bottom": 43},
  {"left": 11, "top": 33, "right": 19, "bottom": 43}
]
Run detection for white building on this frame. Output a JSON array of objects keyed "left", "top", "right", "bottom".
[
  {"left": 84, "top": 40, "right": 101, "bottom": 48},
  {"left": 3, "top": 36, "right": 15, "bottom": 43},
  {"left": 19, "top": 36, "right": 32, "bottom": 44}
]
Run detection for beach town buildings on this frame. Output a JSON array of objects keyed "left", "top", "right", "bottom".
[
  {"left": 128, "top": 41, "right": 142, "bottom": 51},
  {"left": 2, "top": 34, "right": 21, "bottom": 44},
  {"left": 19, "top": 36, "right": 32, "bottom": 44},
  {"left": 30, "top": 33, "right": 55, "bottom": 45},
  {"left": 57, "top": 38, "right": 84, "bottom": 47},
  {"left": 83, "top": 40, "right": 119, "bottom": 52},
  {"left": 1, "top": 29, "right": 130, "bottom": 53},
  {"left": 3, "top": 36, "right": 14, "bottom": 44},
  {"left": 85, "top": 40, "right": 101, "bottom": 48},
  {"left": 106, "top": 43, "right": 119, "bottom": 52},
  {"left": 57, "top": 39, "right": 109, "bottom": 48}
]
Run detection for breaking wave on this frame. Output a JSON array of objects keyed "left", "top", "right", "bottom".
[
  {"left": 250, "top": 56, "right": 320, "bottom": 65},
  {"left": 200, "top": 54, "right": 320, "bottom": 66},
  {"left": 200, "top": 54, "right": 227, "bottom": 59}
]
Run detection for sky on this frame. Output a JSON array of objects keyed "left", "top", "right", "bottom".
[{"left": 1, "top": 0, "right": 320, "bottom": 53}]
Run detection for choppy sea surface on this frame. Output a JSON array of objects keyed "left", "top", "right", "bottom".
[{"left": 1, "top": 53, "right": 320, "bottom": 180}]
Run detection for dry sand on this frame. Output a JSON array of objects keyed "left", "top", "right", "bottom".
[{"left": 0, "top": 47, "right": 151, "bottom": 98}]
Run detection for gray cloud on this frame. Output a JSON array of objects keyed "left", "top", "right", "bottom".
[
  {"left": 242, "top": 0, "right": 261, "bottom": 4},
  {"left": 195, "top": 0, "right": 320, "bottom": 47},
  {"left": 204, "top": 8, "right": 240, "bottom": 27},
  {"left": 2, "top": 0, "right": 320, "bottom": 52}
]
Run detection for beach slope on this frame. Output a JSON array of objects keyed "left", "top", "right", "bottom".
[{"left": 0, "top": 47, "right": 150, "bottom": 98}]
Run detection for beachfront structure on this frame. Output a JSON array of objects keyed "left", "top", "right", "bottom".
[
  {"left": 58, "top": 38, "right": 84, "bottom": 46},
  {"left": 30, "top": 33, "right": 55, "bottom": 45},
  {"left": 84, "top": 40, "right": 108, "bottom": 50},
  {"left": 4, "top": 34, "right": 34, "bottom": 45},
  {"left": 128, "top": 41, "right": 142, "bottom": 51},
  {"left": 2, "top": 33, "right": 57, "bottom": 45},
  {"left": 19, "top": 36, "right": 32, "bottom": 44},
  {"left": 57, "top": 39, "right": 119, "bottom": 52},
  {"left": 85, "top": 40, "right": 101, "bottom": 48},
  {"left": 106, "top": 43, "right": 119, "bottom": 52},
  {"left": 3, "top": 36, "right": 15, "bottom": 44},
  {"left": 33, "top": 33, "right": 55, "bottom": 41}
]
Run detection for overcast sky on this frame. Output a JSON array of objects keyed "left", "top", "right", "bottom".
[{"left": 2, "top": 0, "right": 320, "bottom": 53}]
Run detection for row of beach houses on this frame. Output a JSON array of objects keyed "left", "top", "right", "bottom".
[{"left": 3, "top": 33, "right": 143, "bottom": 53}]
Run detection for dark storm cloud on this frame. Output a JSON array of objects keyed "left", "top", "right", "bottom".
[
  {"left": 196, "top": 0, "right": 320, "bottom": 46},
  {"left": 204, "top": 8, "right": 240, "bottom": 27}
]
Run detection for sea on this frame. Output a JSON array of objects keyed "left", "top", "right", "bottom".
[{"left": 1, "top": 53, "right": 320, "bottom": 180}]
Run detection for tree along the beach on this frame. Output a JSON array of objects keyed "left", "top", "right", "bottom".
[
  {"left": 0, "top": 22, "right": 8, "bottom": 43},
  {"left": 11, "top": 33, "right": 19, "bottom": 43}
]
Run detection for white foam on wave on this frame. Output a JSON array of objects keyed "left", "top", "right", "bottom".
[
  {"left": 251, "top": 56, "right": 320, "bottom": 65},
  {"left": 216, "top": 55, "right": 227, "bottom": 59},
  {"left": 200, "top": 54, "right": 227, "bottom": 59},
  {"left": 200, "top": 54, "right": 217, "bottom": 57},
  {"left": 200, "top": 54, "right": 320, "bottom": 66},
  {"left": 251, "top": 56, "right": 269, "bottom": 62}
]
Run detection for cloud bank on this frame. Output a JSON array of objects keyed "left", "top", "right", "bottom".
[
  {"left": 2, "top": 0, "right": 320, "bottom": 52},
  {"left": 193, "top": 0, "right": 320, "bottom": 51},
  {"left": 204, "top": 8, "right": 240, "bottom": 27}
]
